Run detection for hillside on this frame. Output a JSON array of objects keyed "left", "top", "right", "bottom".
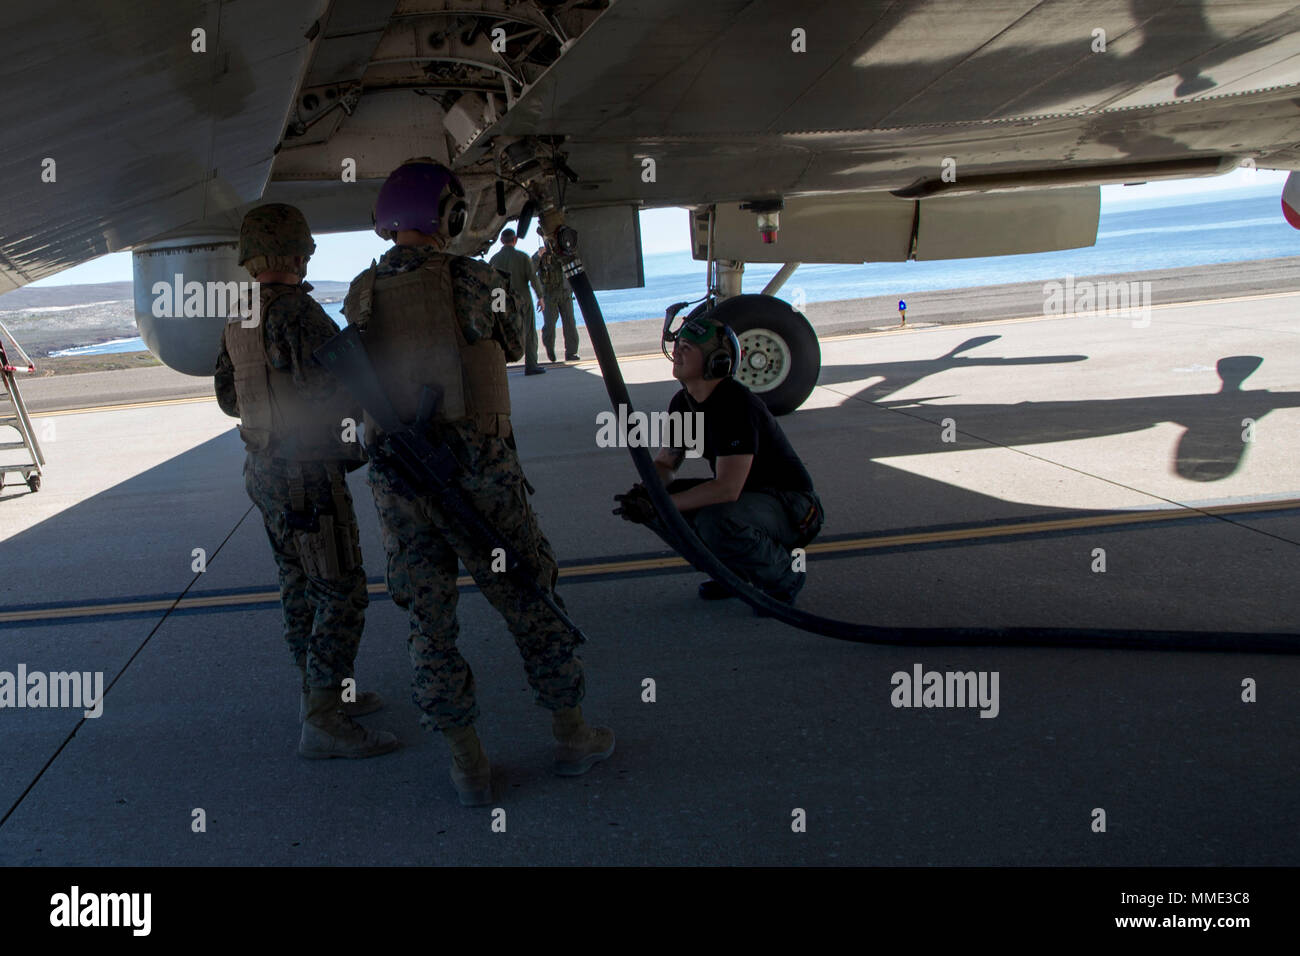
[{"left": 0, "top": 280, "right": 352, "bottom": 358}]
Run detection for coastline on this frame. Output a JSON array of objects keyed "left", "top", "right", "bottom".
[{"left": 16, "top": 254, "right": 1300, "bottom": 413}]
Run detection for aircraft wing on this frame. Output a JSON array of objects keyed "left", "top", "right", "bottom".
[
  {"left": 463, "top": 0, "right": 1300, "bottom": 207},
  {"left": 0, "top": 0, "right": 333, "bottom": 294},
  {"left": 4, "top": 0, "right": 1300, "bottom": 293}
]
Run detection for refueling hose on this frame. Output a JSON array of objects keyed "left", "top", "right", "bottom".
[{"left": 566, "top": 262, "right": 1298, "bottom": 654}]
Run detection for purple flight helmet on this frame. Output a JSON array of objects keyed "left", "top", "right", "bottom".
[{"left": 373, "top": 160, "right": 467, "bottom": 240}]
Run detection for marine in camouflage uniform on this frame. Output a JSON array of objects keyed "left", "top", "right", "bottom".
[
  {"left": 214, "top": 202, "right": 396, "bottom": 760},
  {"left": 533, "top": 238, "right": 579, "bottom": 362},
  {"left": 350, "top": 158, "right": 613, "bottom": 805},
  {"left": 349, "top": 244, "right": 583, "bottom": 725}
]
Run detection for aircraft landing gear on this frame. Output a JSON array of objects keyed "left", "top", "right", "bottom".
[
  {"left": 694, "top": 293, "right": 821, "bottom": 416},
  {"left": 694, "top": 209, "right": 820, "bottom": 415}
]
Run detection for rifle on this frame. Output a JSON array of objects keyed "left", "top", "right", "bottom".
[{"left": 313, "top": 324, "right": 586, "bottom": 642}]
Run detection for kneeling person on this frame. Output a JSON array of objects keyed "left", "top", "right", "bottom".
[{"left": 620, "top": 316, "right": 823, "bottom": 605}]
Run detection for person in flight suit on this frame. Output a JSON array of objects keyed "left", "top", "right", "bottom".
[
  {"left": 488, "top": 228, "right": 547, "bottom": 374},
  {"left": 532, "top": 235, "right": 579, "bottom": 362}
]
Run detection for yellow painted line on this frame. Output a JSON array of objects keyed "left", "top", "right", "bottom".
[
  {"left": 4, "top": 497, "right": 1296, "bottom": 625},
  {"left": 805, "top": 496, "right": 1300, "bottom": 555},
  {"left": 557, "top": 554, "right": 689, "bottom": 575},
  {"left": 33, "top": 395, "right": 215, "bottom": 418},
  {"left": 0, "top": 589, "right": 277, "bottom": 623}
]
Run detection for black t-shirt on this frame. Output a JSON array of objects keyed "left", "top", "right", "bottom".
[{"left": 668, "top": 377, "right": 814, "bottom": 494}]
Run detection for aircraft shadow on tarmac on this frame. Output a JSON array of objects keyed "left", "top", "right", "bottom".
[
  {"left": 1, "top": 338, "right": 1297, "bottom": 623},
  {"left": 0, "top": 336, "right": 1296, "bottom": 851},
  {"left": 798, "top": 337, "right": 1296, "bottom": 483}
]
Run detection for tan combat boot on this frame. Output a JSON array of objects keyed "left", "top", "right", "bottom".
[
  {"left": 299, "top": 689, "right": 385, "bottom": 722},
  {"left": 298, "top": 669, "right": 384, "bottom": 722},
  {"left": 551, "top": 705, "right": 615, "bottom": 776},
  {"left": 442, "top": 725, "right": 493, "bottom": 806},
  {"left": 299, "top": 687, "right": 399, "bottom": 759}
]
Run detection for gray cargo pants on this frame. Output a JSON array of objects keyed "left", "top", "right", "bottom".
[{"left": 668, "top": 478, "right": 821, "bottom": 596}]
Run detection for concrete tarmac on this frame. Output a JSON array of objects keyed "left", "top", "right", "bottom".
[{"left": 0, "top": 289, "right": 1297, "bottom": 866}]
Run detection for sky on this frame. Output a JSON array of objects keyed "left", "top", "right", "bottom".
[{"left": 25, "top": 167, "right": 1289, "bottom": 287}]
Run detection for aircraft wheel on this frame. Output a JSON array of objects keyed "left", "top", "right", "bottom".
[{"left": 706, "top": 294, "right": 821, "bottom": 416}]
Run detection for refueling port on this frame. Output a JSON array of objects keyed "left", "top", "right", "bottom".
[{"left": 740, "top": 199, "right": 784, "bottom": 244}]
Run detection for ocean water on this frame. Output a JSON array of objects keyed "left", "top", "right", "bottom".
[
  {"left": 53, "top": 185, "right": 1297, "bottom": 355},
  {"left": 49, "top": 337, "right": 150, "bottom": 357}
]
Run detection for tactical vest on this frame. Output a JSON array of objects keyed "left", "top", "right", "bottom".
[
  {"left": 223, "top": 285, "right": 363, "bottom": 462},
  {"left": 535, "top": 251, "right": 570, "bottom": 297},
  {"left": 344, "top": 254, "right": 512, "bottom": 439}
]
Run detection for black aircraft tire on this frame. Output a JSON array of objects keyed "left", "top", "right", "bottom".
[{"left": 706, "top": 294, "right": 821, "bottom": 416}]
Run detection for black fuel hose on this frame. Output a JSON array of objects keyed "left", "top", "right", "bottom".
[{"left": 567, "top": 263, "right": 1298, "bottom": 654}]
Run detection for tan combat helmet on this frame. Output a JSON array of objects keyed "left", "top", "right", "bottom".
[{"left": 239, "top": 203, "right": 317, "bottom": 278}]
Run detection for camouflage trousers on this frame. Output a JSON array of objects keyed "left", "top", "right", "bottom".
[
  {"left": 669, "top": 478, "right": 816, "bottom": 597},
  {"left": 243, "top": 454, "right": 368, "bottom": 690},
  {"left": 367, "top": 424, "right": 585, "bottom": 731}
]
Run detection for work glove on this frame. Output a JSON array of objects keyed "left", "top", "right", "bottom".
[{"left": 612, "top": 483, "right": 658, "bottom": 525}]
